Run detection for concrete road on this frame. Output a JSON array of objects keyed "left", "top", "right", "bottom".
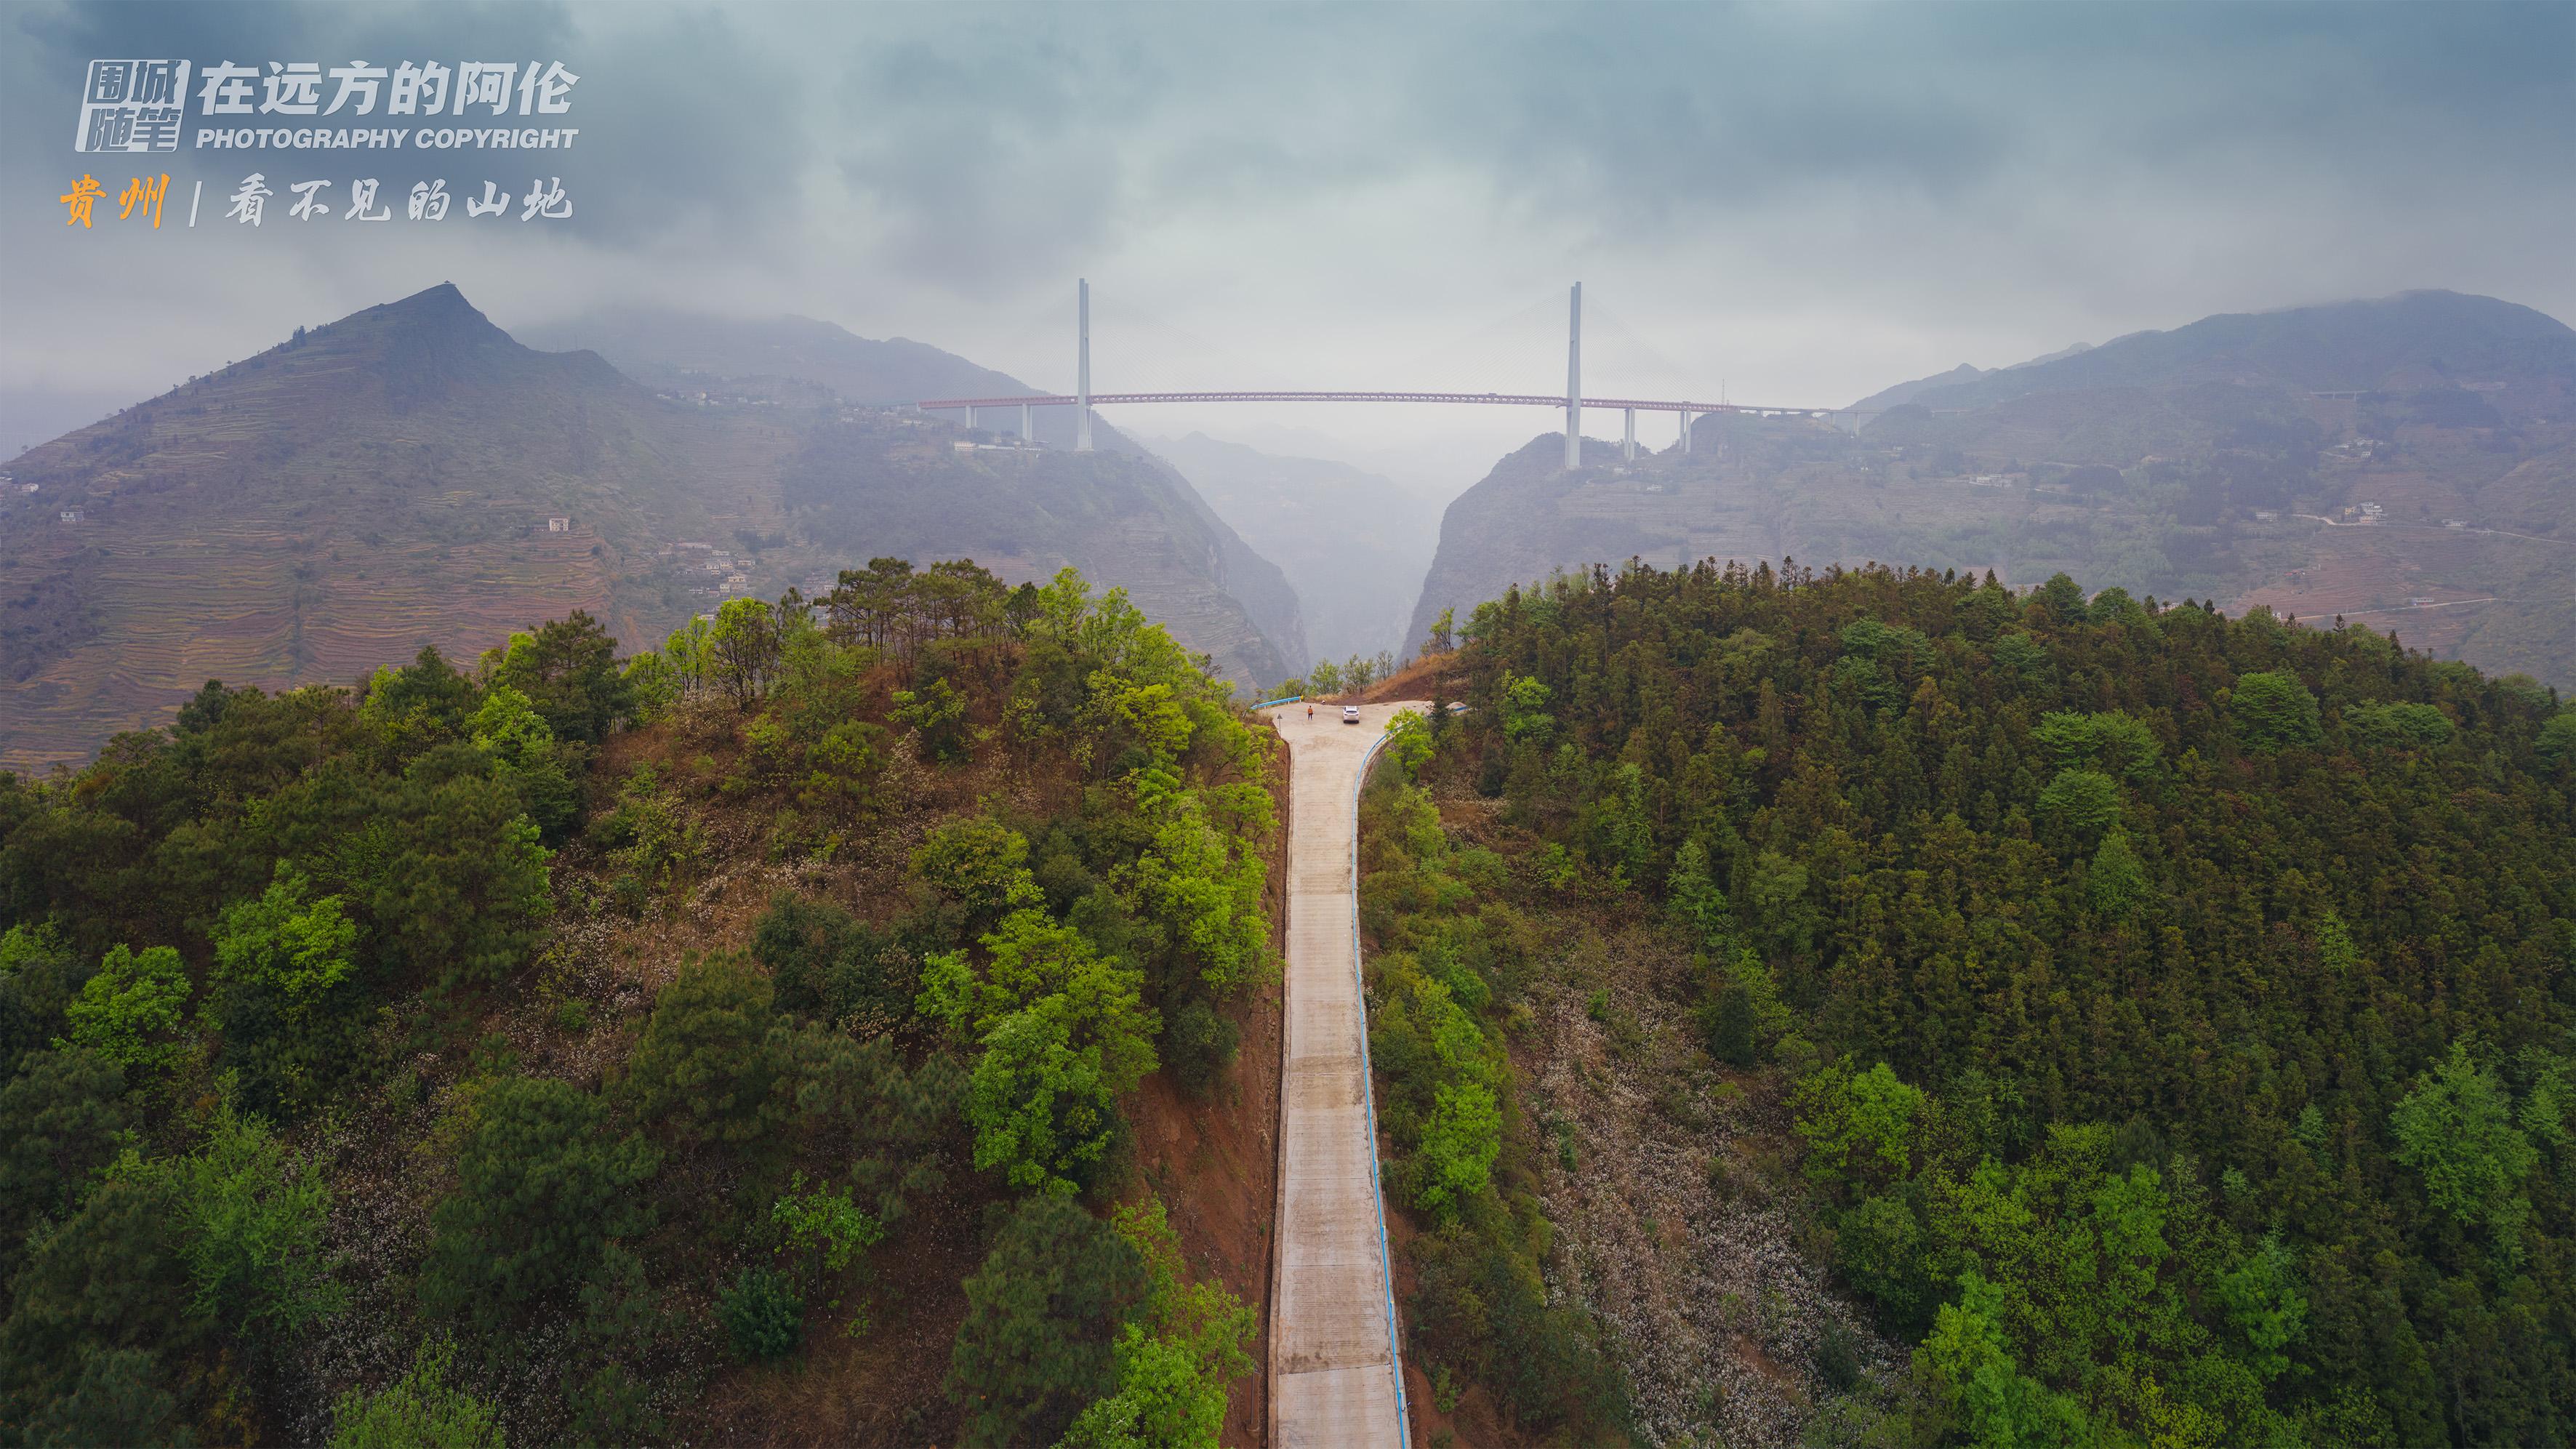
[{"left": 1265, "top": 700, "right": 1421, "bottom": 1448}]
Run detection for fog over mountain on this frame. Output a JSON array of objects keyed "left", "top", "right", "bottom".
[{"left": 6, "top": 3, "right": 2568, "bottom": 464}]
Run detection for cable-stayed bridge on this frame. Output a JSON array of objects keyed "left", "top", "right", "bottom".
[{"left": 918, "top": 281, "right": 1856, "bottom": 470}]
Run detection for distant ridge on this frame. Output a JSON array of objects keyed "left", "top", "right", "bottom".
[
  {"left": 0, "top": 284, "right": 1306, "bottom": 768},
  {"left": 1410, "top": 287, "right": 2576, "bottom": 686}
]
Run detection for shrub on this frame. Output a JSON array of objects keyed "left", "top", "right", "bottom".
[
  {"left": 718, "top": 1267, "right": 803, "bottom": 1362},
  {"left": 1160, "top": 999, "right": 1238, "bottom": 1096},
  {"left": 329, "top": 1338, "right": 502, "bottom": 1449}
]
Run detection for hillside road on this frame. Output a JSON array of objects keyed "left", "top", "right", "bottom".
[{"left": 1264, "top": 700, "right": 1422, "bottom": 1448}]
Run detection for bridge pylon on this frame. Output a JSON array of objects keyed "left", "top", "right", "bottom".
[
  {"left": 1564, "top": 281, "right": 1582, "bottom": 471},
  {"left": 1077, "top": 278, "right": 1094, "bottom": 452}
]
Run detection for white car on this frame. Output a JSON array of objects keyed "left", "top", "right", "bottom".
[{"left": 1342, "top": 705, "right": 1363, "bottom": 725}]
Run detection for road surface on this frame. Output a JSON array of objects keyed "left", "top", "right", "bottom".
[{"left": 1266, "top": 700, "right": 1421, "bottom": 1448}]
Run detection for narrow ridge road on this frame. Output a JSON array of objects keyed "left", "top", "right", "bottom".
[{"left": 1266, "top": 701, "right": 1422, "bottom": 1448}]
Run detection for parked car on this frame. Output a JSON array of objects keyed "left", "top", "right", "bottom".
[{"left": 1342, "top": 705, "right": 1362, "bottom": 725}]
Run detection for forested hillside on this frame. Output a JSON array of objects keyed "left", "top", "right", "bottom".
[
  {"left": 1367, "top": 560, "right": 2576, "bottom": 1445},
  {"left": 0, "top": 563, "right": 1281, "bottom": 1445}
]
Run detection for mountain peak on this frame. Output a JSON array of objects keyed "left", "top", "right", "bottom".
[{"left": 361, "top": 281, "right": 502, "bottom": 334}]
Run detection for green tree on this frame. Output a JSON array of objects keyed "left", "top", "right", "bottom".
[
  {"left": 169, "top": 1099, "right": 345, "bottom": 1341},
  {"left": 2216, "top": 1232, "right": 2308, "bottom": 1382},
  {"left": 62, "top": 944, "right": 188, "bottom": 1072},
  {"left": 1794, "top": 1060, "right": 1923, "bottom": 1189},
  {"left": 0, "top": 1169, "right": 196, "bottom": 1435},
  {"left": 750, "top": 891, "right": 915, "bottom": 1031},
  {"left": 947, "top": 1194, "right": 1149, "bottom": 1448},
  {"left": 0, "top": 1047, "right": 129, "bottom": 1280},
  {"left": 771, "top": 1171, "right": 885, "bottom": 1286},
  {"left": 1381, "top": 708, "right": 1434, "bottom": 779},
  {"left": 1499, "top": 670, "right": 1553, "bottom": 742},
  {"left": 2034, "top": 710, "right": 2161, "bottom": 780},
  {"left": 1666, "top": 839, "right": 1733, "bottom": 948},
  {"left": 1415, "top": 1078, "right": 1502, "bottom": 1216},
  {"left": 20, "top": 1346, "right": 183, "bottom": 1448},
  {"left": 964, "top": 1000, "right": 1125, "bottom": 1194},
  {"left": 913, "top": 816, "right": 1043, "bottom": 926},
  {"left": 329, "top": 1337, "right": 504, "bottom": 1449},
  {"left": 892, "top": 676, "right": 973, "bottom": 763},
  {"left": 716, "top": 1267, "right": 803, "bottom": 1362},
  {"left": 2230, "top": 670, "right": 2322, "bottom": 753},
  {"left": 211, "top": 867, "right": 358, "bottom": 1008},
  {"left": 706, "top": 596, "right": 783, "bottom": 707},
  {"left": 2034, "top": 768, "right": 2122, "bottom": 841},
  {"left": 358, "top": 645, "right": 481, "bottom": 755},
  {"left": 2391, "top": 1040, "right": 2537, "bottom": 1248},
  {"left": 2537, "top": 710, "right": 2576, "bottom": 768},
  {"left": 466, "top": 684, "right": 580, "bottom": 840},
  {"left": 205, "top": 867, "right": 371, "bottom": 1117},
  {"left": 2084, "top": 829, "right": 2151, "bottom": 917},
  {"left": 620, "top": 954, "right": 790, "bottom": 1149},
  {"left": 419, "top": 1077, "right": 660, "bottom": 1329},
  {"left": 0, "top": 923, "right": 92, "bottom": 1079},
  {"left": 2344, "top": 700, "right": 2453, "bottom": 750},
  {"left": 1918, "top": 1271, "right": 2095, "bottom": 1448},
  {"left": 483, "top": 609, "right": 632, "bottom": 746},
  {"left": 356, "top": 750, "right": 554, "bottom": 992}
]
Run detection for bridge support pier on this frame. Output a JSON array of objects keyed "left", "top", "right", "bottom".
[
  {"left": 1680, "top": 409, "right": 1692, "bottom": 454},
  {"left": 1623, "top": 407, "right": 1635, "bottom": 462},
  {"left": 1021, "top": 402, "right": 1032, "bottom": 441},
  {"left": 963, "top": 404, "right": 974, "bottom": 435}
]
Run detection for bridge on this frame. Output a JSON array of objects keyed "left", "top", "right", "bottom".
[{"left": 918, "top": 281, "right": 1856, "bottom": 470}]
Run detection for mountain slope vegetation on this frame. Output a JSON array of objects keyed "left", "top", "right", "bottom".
[
  {"left": 0, "top": 563, "right": 1283, "bottom": 1445},
  {"left": 0, "top": 286, "right": 1303, "bottom": 771},
  {"left": 1405, "top": 291, "right": 2576, "bottom": 689},
  {"left": 1374, "top": 558, "right": 2576, "bottom": 1445}
]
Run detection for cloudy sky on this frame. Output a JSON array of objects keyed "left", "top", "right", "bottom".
[{"left": 7, "top": 0, "right": 2572, "bottom": 489}]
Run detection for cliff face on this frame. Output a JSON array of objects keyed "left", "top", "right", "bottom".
[{"left": 0, "top": 286, "right": 1302, "bottom": 768}]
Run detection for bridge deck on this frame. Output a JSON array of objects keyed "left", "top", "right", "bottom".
[{"left": 917, "top": 388, "right": 1845, "bottom": 417}]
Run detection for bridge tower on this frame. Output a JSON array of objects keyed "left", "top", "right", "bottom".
[
  {"left": 1564, "top": 281, "right": 1582, "bottom": 471},
  {"left": 1077, "top": 278, "right": 1094, "bottom": 452}
]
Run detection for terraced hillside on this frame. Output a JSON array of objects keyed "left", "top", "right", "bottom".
[
  {"left": 0, "top": 285, "right": 1303, "bottom": 769},
  {"left": 1406, "top": 290, "right": 2576, "bottom": 686}
]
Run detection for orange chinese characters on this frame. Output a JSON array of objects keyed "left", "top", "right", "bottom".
[
  {"left": 118, "top": 173, "right": 169, "bottom": 228},
  {"left": 59, "top": 173, "right": 105, "bottom": 227}
]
